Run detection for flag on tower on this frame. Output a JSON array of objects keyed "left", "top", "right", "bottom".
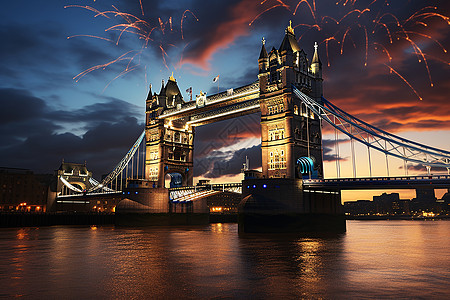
[
  {"left": 213, "top": 75, "right": 220, "bottom": 82},
  {"left": 186, "top": 87, "right": 192, "bottom": 101}
]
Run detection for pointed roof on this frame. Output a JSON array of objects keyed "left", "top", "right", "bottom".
[
  {"left": 58, "top": 162, "right": 89, "bottom": 175},
  {"left": 259, "top": 37, "right": 268, "bottom": 60},
  {"left": 312, "top": 42, "right": 322, "bottom": 66},
  {"left": 165, "top": 76, "right": 183, "bottom": 101},
  {"left": 279, "top": 21, "right": 301, "bottom": 53},
  {"left": 159, "top": 79, "right": 165, "bottom": 96},
  {"left": 146, "top": 84, "right": 153, "bottom": 100}
]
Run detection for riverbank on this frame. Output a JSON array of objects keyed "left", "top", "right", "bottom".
[
  {"left": 2, "top": 212, "right": 448, "bottom": 228},
  {"left": 0, "top": 212, "right": 239, "bottom": 227},
  {"left": 346, "top": 215, "right": 450, "bottom": 220},
  {"left": 0, "top": 212, "right": 115, "bottom": 227}
]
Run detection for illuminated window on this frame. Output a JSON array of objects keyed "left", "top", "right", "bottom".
[
  {"left": 174, "top": 132, "right": 181, "bottom": 143},
  {"left": 269, "top": 150, "right": 286, "bottom": 170},
  {"left": 150, "top": 151, "right": 158, "bottom": 160},
  {"left": 149, "top": 167, "right": 159, "bottom": 181},
  {"left": 268, "top": 128, "right": 285, "bottom": 141}
]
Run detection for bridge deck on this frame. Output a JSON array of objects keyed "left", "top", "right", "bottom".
[
  {"left": 158, "top": 82, "right": 260, "bottom": 125},
  {"left": 303, "top": 175, "right": 450, "bottom": 190}
]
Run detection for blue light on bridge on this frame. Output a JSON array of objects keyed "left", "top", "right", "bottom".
[
  {"left": 263, "top": 184, "right": 267, "bottom": 188},
  {"left": 253, "top": 185, "right": 256, "bottom": 188}
]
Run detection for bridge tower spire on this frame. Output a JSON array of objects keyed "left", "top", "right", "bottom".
[
  {"left": 145, "top": 75, "right": 194, "bottom": 188},
  {"left": 258, "top": 23, "right": 324, "bottom": 179},
  {"left": 310, "top": 41, "right": 323, "bottom": 104}
]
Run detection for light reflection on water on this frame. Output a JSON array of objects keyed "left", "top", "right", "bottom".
[{"left": 0, "top": 221, "right": 449, "bottom": 299}]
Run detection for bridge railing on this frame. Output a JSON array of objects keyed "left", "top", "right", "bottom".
[
  {"left": 304, "top": 174, "right": 450, "bottom": 184},
  {"left": 169, "top": 183, "right": 242, "bottom": 199},
  {"left": 159, "top": 81, "right": 259, "bottom": 118}
]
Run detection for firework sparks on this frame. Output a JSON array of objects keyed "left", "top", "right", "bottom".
[
  {"left": 181, "top": 10, "right": 199, "bottom": 39},
  {"left": 66, "top": 1, "right": 198, "bottom": 89},
  {"left": 250, "top": 0, "right": 449, "bottom": 101},
  {"left": 384, "top": 64, "right": 422, "bottom": 101}
]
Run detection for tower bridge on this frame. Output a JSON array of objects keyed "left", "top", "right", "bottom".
[{"left": 56, "top": 22, "right": 450, "bottom": 232}]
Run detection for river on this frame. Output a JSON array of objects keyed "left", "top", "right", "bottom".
[{"left": 0, "top": 220, "right": 449, "bottom": 299}]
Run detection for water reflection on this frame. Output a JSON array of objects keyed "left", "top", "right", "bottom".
[
  {"left": 237, "top": 233, "right": 345, "bottom": 298},
  {"left": 0, "top": 221, "right": 448, "bottom": 298}
]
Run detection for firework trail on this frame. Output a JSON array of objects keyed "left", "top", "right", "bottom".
[
  {"left": 250, "top": 0, "right": 449, "bottom": 101},
  {"left": 65, "top": 1, "right": 198, "bottom": 88}
]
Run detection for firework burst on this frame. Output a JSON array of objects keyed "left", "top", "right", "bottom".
[
  {"left": 65, "top": 1, "right": 198, "bottom": 89},
  {"left": 250, "top": 0, "right": 450, "bottom": 101}
]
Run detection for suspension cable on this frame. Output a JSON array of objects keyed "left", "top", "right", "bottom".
[
  {"left": 385, "top": 140, "right": 390, "bottom": 177},
  {"left": 351, "top": 123, "right": 356, "bottom": 178},
  {"left": 306, "top": 109, "right": 311, "bottom": 179},
  {"left": 292, "top": 85, "right": 450, "bottom": 170}
]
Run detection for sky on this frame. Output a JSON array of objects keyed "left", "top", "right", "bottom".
[{"left": 1, "top": 0, "right": 449, "bottom": 201}]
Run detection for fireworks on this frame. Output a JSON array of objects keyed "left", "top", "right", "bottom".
[
  {"left": 65, "top": 2, "right": 198, "bottom": 88},
  {"left": 250, "top": 0, "right": 450, "bottom": 101},
  {"left": 67, "top": 1, "right": 449, "bottom": 100}
]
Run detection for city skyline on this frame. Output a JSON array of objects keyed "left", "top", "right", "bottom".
[{"left": 1, "top": 0, "right": 449, "bottom": 201}]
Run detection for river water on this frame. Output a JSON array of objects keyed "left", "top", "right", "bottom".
[{"left": 0, "top": 220, "right": 449, "bottom": 299}]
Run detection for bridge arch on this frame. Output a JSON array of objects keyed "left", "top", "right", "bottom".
[{"left": 164, "top": 172, "right": 183, "bottom": 188}]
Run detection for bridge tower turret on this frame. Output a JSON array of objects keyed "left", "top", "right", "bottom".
[
  {"left": 259, "top": 22, "right": 324, "bottom": 179},
  {"left": 145, "top": 75, "right": 194, "bottom": 188},
  {"left": 310, "top": 41, "right": 323, "bottom": 104},
  {"left": 258, "top": 37, "right": 269, "bottom": 93}
]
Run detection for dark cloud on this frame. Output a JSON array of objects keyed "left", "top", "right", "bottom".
[
  {"left": 195, "top": 144, "right": 261, "bottom": 178},
  {"left": 398, "top": 163, "right": 448, "bottom": 173},
  {"left": 0, "top": 88, "right": 143, "bottom": 177},
  {"left": 194, "top": 113, "right": 261, "bottom": 159},
  {"left": 214, "top": 66, "right": 259, "bottom": 94},
  {"left": 322, "top": 138, "right": 349, "bottom": 162}
]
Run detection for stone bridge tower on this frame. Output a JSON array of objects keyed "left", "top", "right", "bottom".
[
  {"left": 145, "top": 74, "right": 194, "bottom": 188},
  {"left": 258, "top": 22, "right": 324, "bottom": 179}
]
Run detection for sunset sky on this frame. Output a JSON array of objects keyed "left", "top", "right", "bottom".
[{"left": 1, "top": 0, "right": 449, "bottom": 201}]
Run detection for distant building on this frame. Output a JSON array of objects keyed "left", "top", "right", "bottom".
[
  {"left": 0, "top": 167, "right": 53, "bottom": 212},
  {"left": 373, "top": 192, "right": 399, "bottom": 215},
  {"left": 53, "top": 162, "right": 120, "bottom": 213},
  {"left": 344, "top": 192, "right": 412, "bottom": 216},
  {"left": 411, "top": 189, "right": 438, "bottom": 213},
  {"left": 344, "top": 200, "right": 374, "bottom": 216},
  {"left": 439, "top": 189, "right": 450, "bottom": 214},
  {"left": 205, "top": 191, "right": 241, "bottom": 214},
  {"left": 55, "top": 162, "right": 93, "bottom": 196}
]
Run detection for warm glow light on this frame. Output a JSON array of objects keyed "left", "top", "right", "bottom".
[{"left": 422, "top": 211, "right": 435, "bottom": 217}]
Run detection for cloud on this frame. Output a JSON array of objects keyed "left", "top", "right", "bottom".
[
  {"left": 195, "top": 144, "right": 261, "bottom": 178},
  {"left": 194, "top": 113, "right": 261, "bottom": 160},
  {"left": 0, "top": 88, "right": 143, "bottom": 177},
  {"left": 1, "top": 0, "right": 449, "bottom": 185},
  {"left": 398, "top": 163, "right": 448, "bottom": 173},
  {"left": 322, "top": 138, "right": 349, "bottom": 162}
]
